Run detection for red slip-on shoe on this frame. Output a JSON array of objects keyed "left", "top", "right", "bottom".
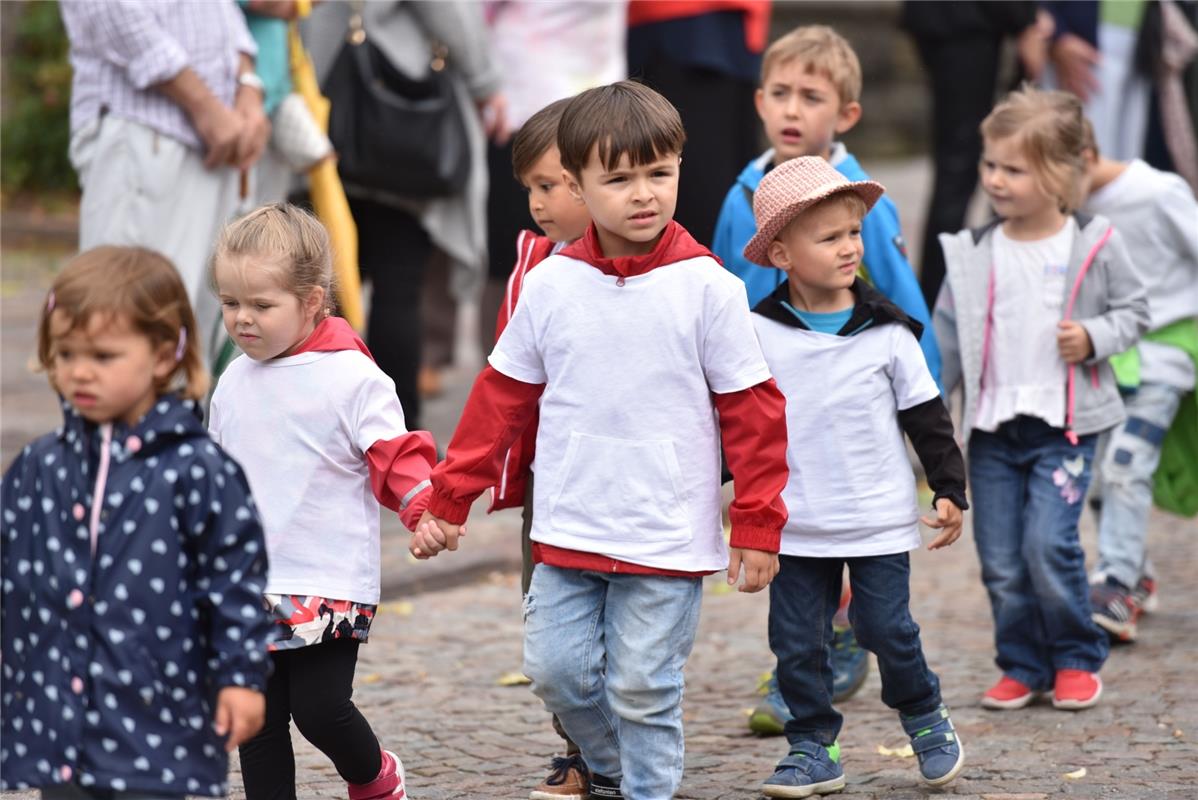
[
  {"left": 1053, "top": 670, "right": 1103, "bottom": 710},
  {"left": 981, "top": 675, "right": 1039, "bottom": 710}
]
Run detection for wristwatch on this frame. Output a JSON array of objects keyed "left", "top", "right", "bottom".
[{"left": 237, "top": 72, "right": 265, "bottom": 94}]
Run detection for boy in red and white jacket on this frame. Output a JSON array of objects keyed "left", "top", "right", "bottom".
[
  {"left": 412, "top": 82, "right": 789, "bottom": 800},
  {"left": 494, "top": 97, "right": 593, "bottom": 800}
]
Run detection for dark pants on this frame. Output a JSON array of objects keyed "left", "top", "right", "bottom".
[
  {"left": 969, "top": 416, "right": 1107, "bottom": 690},
  {"left": 352, "top": 196, "right": 432, "bottom": 427},
  {"left": 239, "top": 640, "right": 381, "bottom": 798},
  {"left": 627, "top": 57, "right": 759, "bottom": 245},
  {"left": 912, "top": 34, "right": 1003, "bottom": 309},
  {"left": 770, "top": 553, "right": 942, "bottom": 748}
]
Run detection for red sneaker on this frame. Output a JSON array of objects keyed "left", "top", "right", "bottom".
[
  {"left": 981, "top": 675, "right": 1038, "bottom": 710},
  {"left": 1053, "top": 670, "right": 1102, "bottom": 710}
]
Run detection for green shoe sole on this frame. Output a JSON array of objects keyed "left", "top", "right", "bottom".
[{"left": 748, "top": 707, "right": 787, "bottom": 736}]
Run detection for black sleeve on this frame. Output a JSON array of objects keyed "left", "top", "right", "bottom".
[{"left": 897, "top": 397, "right": 969, "bottom": 511}]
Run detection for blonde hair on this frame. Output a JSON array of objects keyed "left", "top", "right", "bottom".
[
  {"left": 37, "top": 246, "right": 207, "bottom": 400},
  {"left": 761, "top": 25, "right": 862, "bottom": 106},
  {"left": 213, "top": 203, "right": 336, "bottom": 315},
  {"left": 981, "top": 86, "right": 1088, "bottom": 213}
]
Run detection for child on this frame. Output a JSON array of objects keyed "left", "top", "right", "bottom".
[
  {"left": 746, "top": 157, "right": 968, "bottom": 796},
  {"left": 208, "top": 205, "right": 437, "bottom": 799},
  {"left": 934, "top": 87, "right": 1149, "bottom": 711},
  {"left": 716, "top": 25, "right": 933, "bottom": 730},
  {"left": 491, "top": 98, "right": 594, "bottom": 800},
  {"left": 1, "top": 247, "right": 273, "bottom": 796},
  {"left": 1079, "top": 121, "right": 1198, "bottom": 642},
  {"left": 413, "top": 81, "right": 791, "bottom": 800}
]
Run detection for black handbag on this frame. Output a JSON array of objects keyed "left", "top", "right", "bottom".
[{"left": 323, "top": 7, "right": 470, "bottom": 199}]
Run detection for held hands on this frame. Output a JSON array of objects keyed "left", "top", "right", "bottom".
[
  {"left": 921, "top": 498, "right": 964, "bottom": 550},
  {"left": 1056, "top": 320, "right": 1094, "bottom": 364},
  {"left": 1050, "top": 33, "right": 1101, "bottom": 102},
  {"left": 233, "top": 87, "right": 271, "bottom": 171},
  {"left": 727, "top": 547, "right": 779, "bottom": 593},
  {"left": 213, "top": 686, "right": 265, "bottom": 752},
  {"left": 409, "top": 510, "right": 466, "bottom": 559}
]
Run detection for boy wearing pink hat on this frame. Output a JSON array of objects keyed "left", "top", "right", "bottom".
[{"left": 747, "top": 157, "right": 969, "bottom": 797}]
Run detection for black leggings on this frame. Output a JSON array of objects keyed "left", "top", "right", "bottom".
[{"left": 239, "top": 640, "right": 382, "bottom": 799}]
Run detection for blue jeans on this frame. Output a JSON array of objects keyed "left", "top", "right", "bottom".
[
  {"left": 522, "top": 564, "right": 702, "bottom": 800},
  {"left": 969, "top": 416, "right": 1108, "bottom": 690},
  {"left": 769, "top": 553, "right": 942, "bottom": 749},
  {"left": 1096, "top": 383, "right": 1184, "bottom": 588}
]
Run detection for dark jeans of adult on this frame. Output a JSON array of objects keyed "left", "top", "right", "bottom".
[
  {"left": 239, "top": 639, "right": 382, "bottom": 798},
  {"left": 350, "top": 196, "right": 431, "bottom": 427},
  {"left": 628, "top": 51, "right": 760, "bottom": 244},
  {"left": 913, "top": 34, "right": 1002, "bottom": 309}
]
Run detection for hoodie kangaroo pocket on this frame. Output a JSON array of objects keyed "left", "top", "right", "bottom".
[{"left": 549, "top": 432, "right": 692, "bottom": 545}]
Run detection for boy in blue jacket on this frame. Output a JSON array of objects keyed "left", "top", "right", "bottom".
[{"left": 713, "top": 24, "right": 941, "bottom": 733}]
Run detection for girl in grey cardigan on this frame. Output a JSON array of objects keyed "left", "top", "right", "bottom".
[{"left": 933, "top": 88, "right": 1148, "bottom": 714}]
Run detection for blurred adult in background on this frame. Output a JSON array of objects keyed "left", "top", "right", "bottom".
[
  {"left": 58, "top": 0, "right": 270, "bottom": 365},
  {"left": 902, "top": 0, "right": 1051, "bottom": 308},
  {"left": 305, "top": 1, "right": 504, "bottom": 427},
  {"left": 626, "top": 0, "right": 771, "bottom": 245},
  {"left": 479, "top": 0, "right": 627, "bottom": 356}
]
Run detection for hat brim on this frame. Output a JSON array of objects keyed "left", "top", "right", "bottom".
[{"left": 742, "top": 180, "right": 886, "bottom": 267}]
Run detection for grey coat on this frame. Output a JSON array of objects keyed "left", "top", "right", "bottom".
[
  {"left": 304, "top": 1, "right": 501, "bottom": 297},
  {"left": 933, "top": 213, "right": 1150, "bottom": 442}
]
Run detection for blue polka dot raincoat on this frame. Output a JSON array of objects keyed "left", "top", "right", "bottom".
[{"left": 1, "top": 395, "right": 274, "bottom": 794}]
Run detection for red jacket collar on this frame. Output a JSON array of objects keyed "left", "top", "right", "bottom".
[
  {"left": 560, "top": 220, "right": 716, "bottom": 278},
  {"left": 292, "top": 316, "right": 375, "bottom": 361}
]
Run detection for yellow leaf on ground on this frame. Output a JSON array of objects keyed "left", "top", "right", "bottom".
[
  {"left": 1063, "top": 767, "right": 1087, "bottom": 779},
  {"left": 709, "top": 580, "right": 734, "bottom": 596},
  {"left": 876, "top": 743, "right": 914, "bottom": 758},
  {"left": 360, "top": 673, "right": 382, "bottom": 684},
  {"left": 377, "top": 601, "right": 414, "bottom": 616},
  {"left": 497, "top": 671, "right": 532, "bottom": 687}
]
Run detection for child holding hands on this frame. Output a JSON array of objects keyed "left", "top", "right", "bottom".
[
  {"left": 415, "top": 81, "right": 790, "bottom": 800},
  {"left": 2, "top": 247, "right": 273, "bottom": 796},
  {"left": 209, "top": 204, "right": 437, "bottom": 799}
]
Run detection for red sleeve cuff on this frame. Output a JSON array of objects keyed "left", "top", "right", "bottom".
[
  {"left": 729, "top": 524, "right": 781, "bottom": 553},
  {"left": 428, "top": 491, "right": 472, "bottom": 525}
]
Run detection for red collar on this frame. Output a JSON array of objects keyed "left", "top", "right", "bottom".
[
  {"left": 291, "top": 316, "right": 375, "bottom": 361},
  {"left": 559, "top": 220, "right": 716, "bottom": 278}
]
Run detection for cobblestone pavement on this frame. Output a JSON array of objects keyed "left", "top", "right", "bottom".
[{"left": 4, "top": 161, "right": 1197, "bottom": 798}]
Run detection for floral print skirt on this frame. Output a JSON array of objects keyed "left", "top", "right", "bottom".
[{"left": 265, "top": 594, "right": 377, "bottom": 652}]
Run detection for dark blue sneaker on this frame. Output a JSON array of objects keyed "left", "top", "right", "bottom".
[
  {"left": 762, "top": 741, "right": 846, "bottom": 798},
  {"left": 830, "top": 626, "right": 869, "bottom": 702},
  {"left": 900, "top": 704, "right": 964, "bottom": 786},
  {"left": 749, "top": 670, "right": 791, "bottom": 735}
]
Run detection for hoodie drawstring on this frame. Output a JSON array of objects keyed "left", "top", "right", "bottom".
[{"left": 88, "top": 423, "right": 113, "bottom": 557}]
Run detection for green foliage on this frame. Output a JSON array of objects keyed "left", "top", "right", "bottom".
[{"left": 2, "top": 1, "right": 75, "bottom": 194}]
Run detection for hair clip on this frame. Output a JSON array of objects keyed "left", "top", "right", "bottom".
[
  {"left": 46, "top": 290, "right": 56, "bottom": 313},
  {"left": 175, "top": 327, "right": 188, "bottom": 362}
]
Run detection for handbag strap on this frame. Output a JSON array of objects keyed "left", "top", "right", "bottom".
[{"left": 346, "top": 0, "right": 448, "bottom": 72}]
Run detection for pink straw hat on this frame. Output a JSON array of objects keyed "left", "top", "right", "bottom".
[{"left": 742, "top": 156, "right": 885, "bottom": 266}]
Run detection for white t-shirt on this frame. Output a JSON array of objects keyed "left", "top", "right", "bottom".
[
  {"left": 209, "top": 350, "right": 409, "bottom": 604},
  {"left": 753, "top": 316, "right": 940, "bottom": 556},
  {"left": 976, "top": 220, "right": 1076, "bottom": 432},
  {"left": 489, "top": 254, "right": 772, "bottom": 572}
]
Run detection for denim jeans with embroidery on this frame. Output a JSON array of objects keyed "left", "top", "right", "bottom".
[
  {"left": 522, "top": 564, "right": 702, "bottom": 800},
  {"left": 969, "top": 415, "right": 1108, "bottom": 690},
  {"left": 1095, "top": 383, "right": 1184, "bottom": 588}
]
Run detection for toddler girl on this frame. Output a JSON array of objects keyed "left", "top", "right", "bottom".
[
  {"left": 209, "top": 204, "right": 436, "bottom": 799},
  {"left": 2, "top": 246, "right": 273, "bottom": 796},
  {"left": 934, "top": 87, "right": 1149, "bottom": 711}
]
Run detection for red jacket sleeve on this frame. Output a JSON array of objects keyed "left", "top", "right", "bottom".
[
  {"left": 428, "top": 366, "right": 545, "bottom": 524},
  {"left": 366, "top": 431, "right": 437, "bottom": 531},
  {"left": 713, "top": 378, "right": 789, "bottom": 552}
]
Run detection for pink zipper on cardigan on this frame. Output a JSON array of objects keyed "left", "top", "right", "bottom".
[{"left": 88, "top": 423, "right": 113, "bottom": 557}]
